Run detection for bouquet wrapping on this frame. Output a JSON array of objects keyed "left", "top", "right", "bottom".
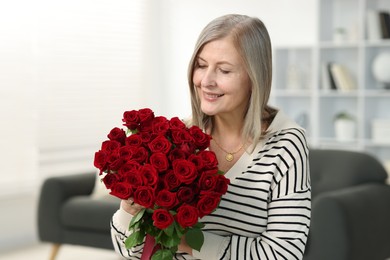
[{"left": 94, "top": 108, "right": 229, "bottom": 260}]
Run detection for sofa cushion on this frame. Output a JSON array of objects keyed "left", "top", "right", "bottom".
[
  {"left": 61, "top": 195, "right": 119, "bottom": 232},
  {"left": 310, "top": 149, "right": 387, "bottom": 198}
]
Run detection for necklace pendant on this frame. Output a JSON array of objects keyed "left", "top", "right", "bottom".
[{"left": 225, "top": 153, "right": 234, "bottom": 162}]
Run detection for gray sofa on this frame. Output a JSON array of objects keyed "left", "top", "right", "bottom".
[
  {"left": 304, "top": 149, "right": 390, "bottom": 260},
  {"left": 37, "top": 172, "right": 119, "bottom": 259},
  {"left": 38, "top": 149, "right": 390, "bottom": 260}
]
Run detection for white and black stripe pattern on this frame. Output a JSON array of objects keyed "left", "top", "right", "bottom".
[
  {"left": 110, "top": 219, "right": 144, "bottom": 259},
  {"left": 110, "top": 126, "right": 311, "bottom": 260},
  {"left": 190, "top": 127, "right": 311, "bottom": 260}
]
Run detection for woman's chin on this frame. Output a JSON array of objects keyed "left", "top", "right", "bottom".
[{"left": 200, "top": 106, "right": 217, "bottom": 116}]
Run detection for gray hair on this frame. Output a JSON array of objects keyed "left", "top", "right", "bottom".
[{"left": 187, "top": 14, "right": 273, "bottom": 148}]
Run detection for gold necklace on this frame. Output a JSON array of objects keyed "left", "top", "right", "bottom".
[{"left": 212, "top": 138, "right": 244, "bottom": 162}]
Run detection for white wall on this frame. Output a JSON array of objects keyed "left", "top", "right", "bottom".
[
  {"left": 159, "top": 0, "right": 317, "bottom": 119},
  {"left": 0, "top": 0, "right": 316, "bottom": 253}
]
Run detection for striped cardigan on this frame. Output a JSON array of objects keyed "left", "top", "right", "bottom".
[{"left": 110, "top": 110, "right": 311, "bottom": 260}]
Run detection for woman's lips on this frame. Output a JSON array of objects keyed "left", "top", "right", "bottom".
[{"left": 204, "top": 92, "right": 224, "bottom": 101}]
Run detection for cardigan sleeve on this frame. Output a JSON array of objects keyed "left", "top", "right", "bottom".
[
  {"left": 192, "top": 231, "right": 231, "bottom": 259},
  {"left": 110, "top": 206, "right": 145, "bottom": 259},
  {"left": 216, "top": 175, "right": 310, "bottom": 259},
  {"left": 226, "top": 189, "right": 311, "bottom": 260}
]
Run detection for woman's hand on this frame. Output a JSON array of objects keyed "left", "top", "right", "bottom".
[
  {"left": 121, "top": 198, "right": 144, "bottom": 216},
  {"left": 178, "top": 234, "right": 193, "bottom": 256}
]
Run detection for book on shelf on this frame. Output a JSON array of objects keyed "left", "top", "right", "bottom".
[
  {"left": 321, "top": 62, "right": 337, "bottom": 90},
  {"left": 321, "top": 62, "right": 356, "bottom": 92},
  {"left": 367, "top": 10, "right": 390, "bottom": 40},
  {"left": 380, "top": 11, "right": 390, "bottom": 39}
]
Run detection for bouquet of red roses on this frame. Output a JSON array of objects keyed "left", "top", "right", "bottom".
[{"left": 94, "top": 108, "right": 229, "bottom": 260}]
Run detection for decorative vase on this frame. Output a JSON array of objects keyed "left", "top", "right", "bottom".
[
  {"left": 372, "top": 52, "right": 390, "bottom": 89},
  {"left": 333, "top": 27, "right": 347, "bottom": 43},
  {"left": 334, "top": 112, "right": 356, "bottom": 142},
  {"left": 335, "top": 119, "right": 356, "bottom": 142}
]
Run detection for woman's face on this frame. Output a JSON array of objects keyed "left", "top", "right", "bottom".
[{"left": 192, "top": 37, "right": 251, "bottom": 118}]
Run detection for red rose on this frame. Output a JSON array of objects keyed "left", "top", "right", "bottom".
[
  {"left": 107, "top": 127, "right": 126, "bottom": 145},
  {"left": 155, "top": 190, "right": 178, "bottom": 209},
  {"left": 149, "top": 152, "right": 169, "bottom": 173},
  {"left": 163, "top": 170, "right": 181, "bottom": 190},
  {"left": 152, "top": 116, "right": 169, "bottom": 135},
  {"left": 152, "top": 209, "right": 174, "bottom": 230},
  {"left": 198, "top": 150, "right": 218, "bottom": 170},
  {"left": 118, "top": 146, "right": 134, "bottom": 163},
  {"left": 171, "top": 129, "right": 193, "bottom": 145},
  {"left": 197, "top": 191, "right": 221, "bottom": 218},
  {"left": 176, "top": 204, "right": 199, "bottom": 228},
  {"left": 110, "top": 182, "right": 133, "bottom": 200},
  {"left": 198, "top": 169, "right": 219, "bottom": 191},
  {"left": 169, "top": 117, "right": 186, "bottom": 129},
  {"left": 177, "top": 143, "right": 196, "bottom": 157},
  {"left": 139, "top": 131, "right": 154, "bottom": 143},
  {"left": 125, "top": 134, "right": 143, "bottom": 147},
  {"left": 94, "top": 150, "right": 108, "bottom": 172},
  {"left": 101, "top": 140, "right": 121, "bottom": 153},
  {"left": 177, "top": 186, "right": 196, "bottom": 204},
  {"left": 214, "top": 174, "right": 230, "bottom": 194},
  {"left": 148, "top": 135, "right": 172, "bottom": 154},
  {"left": 118, "top": 161, "right": 140, "bottom": 176},
  {"left": 122, "top": 110, "right": 139, "bottom": 129},
  {"left": 134, "top": 186, "right": 155, "bottom": 208},
  {"left": 140, "top": 164, "right": 158, "bottom": 187},
  {"left": 102, "top": 173, "right": 119, "bottom": 189},
  {"left": 138, "top": 108, "right": 154, "bottom": 123},
  {"left": 173, "top": 159, "right": 198, "bottom": 185},
  {"left": 168, "top": 148, "right": 187, "bottom": 161},
  {"left": 188, "top": 154, "right": 205, "bottom": 171},
  {"left": 131, "top": 146, "right": 149, "bottom": 164},
  {"left": 138, "top": 119, "right": 153, "bottom": 133},
  {"left": 189, "top": 126, "right": 211, "bottom": 150},
  {"left": 121, "top": 168, "right": 143, "bottom": 187},
  {"left": 109, "top": 156, "right": 125, "bottom": 171}
]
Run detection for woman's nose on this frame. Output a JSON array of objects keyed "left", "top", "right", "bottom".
[{"left": 200, "top": 69, "right": 216, "bottom": 88}]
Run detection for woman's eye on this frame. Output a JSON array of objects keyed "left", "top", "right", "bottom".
[
  {"left": 196, "top": 63, "right": 207, "bottom": 69},
  {"left": 220, "top": 69, "right": 230, "bottom": 74}
]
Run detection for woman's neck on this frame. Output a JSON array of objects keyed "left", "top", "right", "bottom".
[{"left": 211, "top": 116, "right": 243, "bottom": 139}]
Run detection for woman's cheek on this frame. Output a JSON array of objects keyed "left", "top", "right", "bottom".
[{"left": 192, "top": 69, "right": 203, "bottom": 87}]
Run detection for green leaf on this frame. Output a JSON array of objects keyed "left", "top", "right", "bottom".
[
  {"left": 124, "top": 230, "right": 145, "bottom": 249},
  {"left": 173, "top": 221, "right": 184, "bottom": 237},
  {"left": 151, "top": 249, "right": 173, "bottom": 260},
  {"left": 193, "top": 222, "right": 205, "bottom": 229},
  {"left": 185, "top": 228, "right": 204, "bottom": 252},
  {"left": 163, "top": 222, "right": 174, "bottom": 237},
  {"left": 129, "top": 129, "right": 139, "bottom": 134},
  {"left": 129, "top": 208, "right": 145, "bottom": 229},
  {"left": 161, "top": 232, "right": 180, "bottom": 248}
]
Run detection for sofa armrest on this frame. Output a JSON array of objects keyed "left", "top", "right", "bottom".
[
  {"left": 304, "top": 183, "right": 390, "bottom": 260},
  {"left": 37, "top": 172, "right": 96, "bottom": 243}
]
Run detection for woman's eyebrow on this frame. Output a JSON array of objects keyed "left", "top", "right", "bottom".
[{"left": 197, "top": 56, "right": 234, "bottom": 66}]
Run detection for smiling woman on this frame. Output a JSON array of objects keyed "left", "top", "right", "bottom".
[{"left": 110, "top": 13, "right": 310, "bottom": 260}]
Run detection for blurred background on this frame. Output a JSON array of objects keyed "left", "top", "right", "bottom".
[{"left": 1, "top": 0, "right": 389, "bottom": 257}]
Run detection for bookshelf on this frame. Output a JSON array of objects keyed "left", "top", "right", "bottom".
[{"left": 271, "top": 0, "right": 390, "bottom": 167}]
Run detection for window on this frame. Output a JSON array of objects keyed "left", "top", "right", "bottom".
[{"left": 0, "top": 0, "right": 158, "bottom": 195}]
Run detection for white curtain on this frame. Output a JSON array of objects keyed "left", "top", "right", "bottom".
[{"left": 0, "top": 0, "right": 161, "bottom": 195}]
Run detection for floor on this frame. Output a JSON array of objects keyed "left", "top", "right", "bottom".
[{"left": 0, "top": 243, "right": 121, "bottom": 260}]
